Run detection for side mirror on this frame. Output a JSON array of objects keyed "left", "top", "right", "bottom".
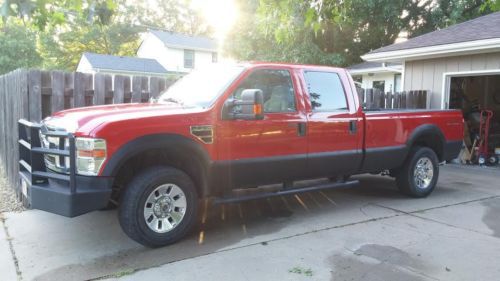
[{"left": 223, "top": 89, "right": 264, "bottom": 120}]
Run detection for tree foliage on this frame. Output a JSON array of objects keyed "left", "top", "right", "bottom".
[
  {"left": 0, "top": 22, "right": 42, "bottom": 74},
  {"left": 226, "top": 0, "right": 495, "bottom": 67},
  {"left": 0, "top": 0, "right": 497, "bottom": 75},
  {"left": 0, "top": 0, "right": 211, "bottom": 74}
]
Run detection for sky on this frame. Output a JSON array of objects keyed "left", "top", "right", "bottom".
[{"left": 190, "top": 0, "right": 239, "bottom": 41}]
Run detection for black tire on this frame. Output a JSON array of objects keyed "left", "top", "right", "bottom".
[
  {"left": 396, "top": 146, "right": 439, "bottom": 198},
  {"left": 119, "top": 166, "right": 199, "bottom": 247}
]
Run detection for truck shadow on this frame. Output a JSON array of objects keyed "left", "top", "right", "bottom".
[{"left": 34, "top": 175, "right": 413, "bottom": 281}]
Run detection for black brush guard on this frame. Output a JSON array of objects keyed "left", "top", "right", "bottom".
[{"left": 18, "top": 119, "right": 113, "bottom": 217}]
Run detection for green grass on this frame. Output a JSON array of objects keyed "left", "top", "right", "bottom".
[{"left": 288, "top": 266, "right": 313, "bottom": 277}]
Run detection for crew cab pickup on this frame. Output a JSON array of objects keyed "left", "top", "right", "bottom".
[{"left": 17, "top": 63, "right": 463, "bottom": 247}]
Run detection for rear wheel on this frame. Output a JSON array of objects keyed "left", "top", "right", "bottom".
[
  {"left": 119, "top": 166, "right": 198, "bottom": 247},
  {"left": 396, "top": 147, "right": 439, "bottom": 198}
]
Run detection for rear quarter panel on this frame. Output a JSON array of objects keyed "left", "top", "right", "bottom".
[
  {"left": 361, "top": 109, "right": 463, "bottom": 172},
  {"left": 364, "top": 109, "right": 463, "bottom": 149}
]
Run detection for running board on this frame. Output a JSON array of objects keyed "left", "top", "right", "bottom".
[{"left": 213, "top": 179, "right": 359, "bottom": 204}]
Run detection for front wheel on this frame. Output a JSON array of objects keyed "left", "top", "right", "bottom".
[
  {"left": 396, "top": 147, "right": 439, "bottom": 198},
  {"left": 119, "top": 166, "right": 199, "bottom": 247}
]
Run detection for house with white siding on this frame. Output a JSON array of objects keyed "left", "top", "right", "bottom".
[
  {"left": 348, "top": 62, "right": 402, "bottom": 93},
  {"left": 137, "top": 30, "right": 219, "bottom": 73}
]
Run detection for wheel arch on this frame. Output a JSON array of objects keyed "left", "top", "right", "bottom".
[
  {"left": 101, "top": 134, "right": 212, "bottom": 197},
  {"left": 406, "top": 124, "right": 446, "bottom": 161}
]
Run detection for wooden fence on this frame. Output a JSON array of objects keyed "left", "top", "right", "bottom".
[
  {"left": 0, "top": 69, "right": 173, "bottom": 188},
  {"left": 358, "top": 88, "right": 428, "bottom": 109}
]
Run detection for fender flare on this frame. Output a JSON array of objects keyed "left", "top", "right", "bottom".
[
  {"left": 101, "top": 134, "right": 212, "bottom": 196},
  {"left": 405, "top": 124, "right": 446, "bottom": 160}
]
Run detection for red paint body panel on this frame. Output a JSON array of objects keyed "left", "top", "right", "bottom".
[
  {"left": 46, "top": 62, "right": 463, "bottom": 177},
  {"left": 364, "top": 110, "right": 463, "bottom": 149}
]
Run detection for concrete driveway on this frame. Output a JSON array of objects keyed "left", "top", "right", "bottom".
[{"left": 1, "top": 164, "right": 500, "bottom": 281}]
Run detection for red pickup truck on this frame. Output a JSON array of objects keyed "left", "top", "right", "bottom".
[{"left": 18, "top": 63, "right": 463, "bottom": 247}]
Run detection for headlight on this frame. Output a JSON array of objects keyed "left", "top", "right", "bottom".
[{"left": 75, "top": 137, "right": 106, "bottom": 176}]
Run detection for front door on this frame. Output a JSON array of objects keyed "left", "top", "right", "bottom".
[{"left": 216, "top": 68, "right": 308, "bottom": 188}]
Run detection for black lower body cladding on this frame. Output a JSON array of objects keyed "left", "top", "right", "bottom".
[{"left": 443, "top": 140, "right": 463, "bottom": 161}]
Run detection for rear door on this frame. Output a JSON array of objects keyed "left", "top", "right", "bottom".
[
  {"left": 216, "top": 67, "right": 309, "bottom": 187},
  {"left": 301, "top": 69, "right": 363, "bottom": 178}
]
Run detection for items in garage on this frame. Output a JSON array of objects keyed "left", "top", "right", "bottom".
[{"left": 451, "top": 76, "right": 500, "bottom": 167}]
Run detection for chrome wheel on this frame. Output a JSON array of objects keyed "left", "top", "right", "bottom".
[
  {"left": 414, "top": 157, "right": 434, "bottom": 189},
  {"left": 143, "top": 184, "right": 187, "bottom": 233}
]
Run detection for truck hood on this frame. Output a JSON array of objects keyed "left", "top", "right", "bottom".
[{"left": 44, "top": 103, "right": 204, "bottom": 135}]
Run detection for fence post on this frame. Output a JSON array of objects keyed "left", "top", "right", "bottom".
[
  {"left": 74, "top": 72, "right": 89, "bottom": 108},
  {"left": 94, "top": 73, "right": 108, "bottom": 105},
  {"left": 51, "top": 71, "right": 65, "bottom": 114},
  {"left": 394, "top": 92, "right": 400, "bottom": 109},
  {"left": 141, "top": 76, "right": 150, "bottom": 102},
  {"left": 150, "top": 77, "right": 162, "bottom": 99},
  {"left": 28, "top": 70, "right": 42, "bottom": 122},
  {"left": 422, "top": 90, "right": 428, "bottom": 108},
  {"left": 113, "top": 75, "right": 126, "bottom": 103},
  {"left": 365, "top": 88, "right": 373, "bottom": 109},
  {"left": 385, "top": 92, "right": 392, "bottom": 109},
  {"left": 132, "top": 76, "right": 143, "bottom": 102}
]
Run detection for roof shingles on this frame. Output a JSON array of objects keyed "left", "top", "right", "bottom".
[
  {"left": 369, "top": 11, "right": 500, "bottom": 54},
  {"left": 83, "top": 52, "right": 167, "bottom": 74},
  {"left": 150, "top": 30, "right": 218, "bottom": 51}
]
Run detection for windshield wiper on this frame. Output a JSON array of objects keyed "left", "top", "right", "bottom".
[{"left": 160, "top": 97, "right": 184, "bottom": 105}]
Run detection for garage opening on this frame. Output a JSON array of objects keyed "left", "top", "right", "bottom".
[{"left": 449, "top": 74, "right": 500, "bottom": 165}]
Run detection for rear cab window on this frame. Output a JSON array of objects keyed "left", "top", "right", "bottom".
[{"left": 303, "top": 71, "right": 349, "bottom": 112}]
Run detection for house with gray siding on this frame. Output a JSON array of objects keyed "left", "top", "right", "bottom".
[
  {"left": 362, "top": 12, "right": 500, "bottom": 163},
  {"left": 362, "top": 11, "right": 500, "bottom": 110}
]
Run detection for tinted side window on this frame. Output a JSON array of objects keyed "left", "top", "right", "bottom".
[
  {"left": 304, "top": 71, "right": 348, "bottom": 111},
  {"left": 231, "top": 69, "right": 296, "bottom": 113}
]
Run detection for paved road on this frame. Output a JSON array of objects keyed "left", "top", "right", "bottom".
[{"left": 1, "top": 164, "right": 500, "bottom": 281}]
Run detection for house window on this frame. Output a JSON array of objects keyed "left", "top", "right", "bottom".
[
  {"left": 394, "top": 74, "right": 402, "bottom": 92},
  {"left": 372, "top": 81, "right": 385, "bottom": 92},
  {"left": 184, "top": 50, "right": 195, "bottom": 68},
  {"left": 212, "top": 52, "right": 218, "bottom": 63}
]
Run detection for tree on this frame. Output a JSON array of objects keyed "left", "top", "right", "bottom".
[
  {"left": 0, "top": 23, "right": 42, "bottom": 74},
  {"left": 225, "top": 0, "right": 343, "bottom": 65},
  {"left": 0, "top": 0, "right": 213, "bottom": 71},
  {"left": 225, "top": 0, "right": 495, "bottom": 67},
  {"left": 119, "top": 0, "right": 212, "bottom": 36},
  {"left": 410, "top": 0, "right": 493, "bottom": 37}
]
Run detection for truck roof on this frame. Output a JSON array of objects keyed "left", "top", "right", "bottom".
[{"left": 243, "top": 61, "right": 346, "bottom": 71}]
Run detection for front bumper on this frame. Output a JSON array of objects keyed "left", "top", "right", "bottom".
[{"left": 17, "top": 119, "right": 112, "bottom": 217}]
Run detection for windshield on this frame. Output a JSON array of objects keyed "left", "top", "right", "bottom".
[{"left": 158, "top": 64, "right": 245, "bottom": 108}]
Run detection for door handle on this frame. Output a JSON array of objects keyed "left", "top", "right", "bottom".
[
  {"left": 297, "top": 122, "right": 306, "bottom": 137},
  {"left": 349, "top": 120, "right": 357, "bottom": 134}
]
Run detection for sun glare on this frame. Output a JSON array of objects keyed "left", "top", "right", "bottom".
[{"left": 190, "top": 0, "right": 239, "bottom": 42}]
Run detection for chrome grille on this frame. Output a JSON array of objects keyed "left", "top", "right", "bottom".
[{"left": 40, "top": 125, "right": 70, "bottom": 174}]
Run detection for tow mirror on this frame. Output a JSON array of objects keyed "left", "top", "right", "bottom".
[{"left": 223, "top": 89, "right": 264, "bottom": 120}]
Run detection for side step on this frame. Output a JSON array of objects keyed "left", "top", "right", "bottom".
[{"left": 213, "top": 179, "right": 359, "bottom": 204}]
